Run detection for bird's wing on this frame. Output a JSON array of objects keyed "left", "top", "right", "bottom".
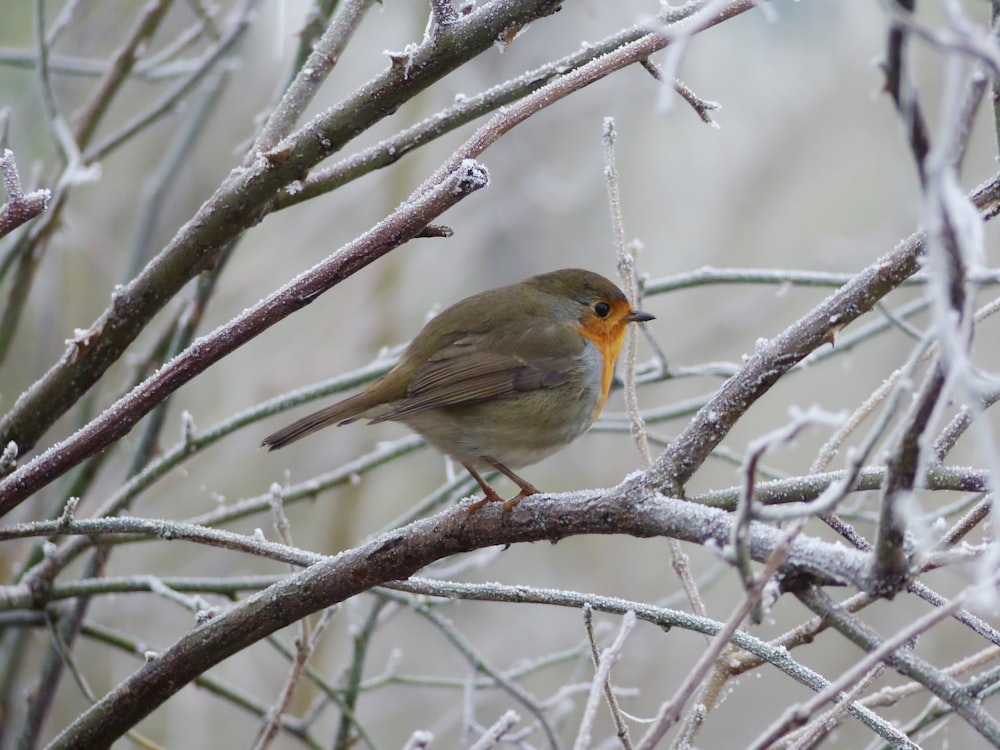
[{"left": 370, "top": 332, "right": 579, "bottom": 422}]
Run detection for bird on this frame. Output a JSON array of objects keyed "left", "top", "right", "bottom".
[{"left": 262, "top": 268, "right": 655, "bottom": 512}]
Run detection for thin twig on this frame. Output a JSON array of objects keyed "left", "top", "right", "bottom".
[
  {"left": 639, "top": 57, "right": 720, "bottom": 124},
  {"left": 638, "top": 523, "right": 808, "bottom": 750},
  {"left": 0, "top": 149, "right": 49, "bottom": 239},
  {"left": 577, "top": 605, "right": 635, "bottom": 750},
  {"left": 579, "top": 605, "right": 634, "bottom": 750},
  {"left": 603, "top": 118, "right": 707, "bottom": 630},
  {"left": 252, "top": 0, "right": 376, "bottom": 155},
  {"left": 0, "top": 160, "right": 488, "bottom": 517}
]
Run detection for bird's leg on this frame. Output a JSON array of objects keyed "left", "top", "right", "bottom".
[
  {"left": 488, "top": 460, "right": 539, "bottom": 512},
  {"left": 464, "top": 463, "right": 505, "bottom": 514},
  {"left": 463, "top": 461, "right": 538, "bottom": 514}
]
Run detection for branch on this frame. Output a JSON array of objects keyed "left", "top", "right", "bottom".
[
  {"left": 47, "top": 488, "right": 872, "bottom": 747},
  {"left": 883, "top": 0, "right": 931, "bottom": 184},
  {"left": 793, "top": 584, "right": 1000, "bottom": 746},
  {"left": 0, "top": 0, "right": 564, "bottom": 459},
  {"left": 638, "top": 173, "right": 1000, "bottom": 496},
  {"left": 0, "top": 160, "right": 488, "bottom": 517},
  {"left": 251, "top": 0, "right": 377, "bottom": 155},
  {"left": 0, "top": 149, "right": 50, "bottom": 239}
]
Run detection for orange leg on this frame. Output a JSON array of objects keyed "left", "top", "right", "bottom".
[
  {"left": 464, "top": 461, "right": 538, "bottom": 514},
  {"left": 464, "top": 464, "right": 502, "bottom": 514}
]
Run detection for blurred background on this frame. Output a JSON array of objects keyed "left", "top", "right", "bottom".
[{"left": 1, "top": 0, "right": 999, "bottom": 747}]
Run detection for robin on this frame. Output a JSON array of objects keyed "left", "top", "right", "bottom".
[{"left": 263, "top": 268, "right": 655, "bottom": 512}]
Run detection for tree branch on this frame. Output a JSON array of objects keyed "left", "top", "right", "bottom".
[
  {"left": 0, "top": 160, "right": 488, "bottom": 517},
  {"left": 47, "top": 487, "right": 871, "bottom": 748}
]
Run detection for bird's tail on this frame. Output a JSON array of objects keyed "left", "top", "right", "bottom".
[{"left": 262, "top": 391, "right": 374, "bottom": 450}]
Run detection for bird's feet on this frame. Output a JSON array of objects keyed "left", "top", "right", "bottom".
[{"left": 464, "top": 461, "right": 538, "bottom": 514}]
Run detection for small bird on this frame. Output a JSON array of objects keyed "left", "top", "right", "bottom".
[{"left": 263, "top": 268, "right": 654, "bottom": 512}]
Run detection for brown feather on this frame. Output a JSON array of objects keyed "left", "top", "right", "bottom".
[
  {"left": 371, "top": 339, "right": 575, "bottom": 423},
  {"left": 261, "top": 391, "right": 376, "bottom": 449},
  {"left": 261, "top": 268, "right": 656, "bottom": 482}
]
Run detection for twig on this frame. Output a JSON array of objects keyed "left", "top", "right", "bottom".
[
  {"left": 275, "top": 2, "right": 739, "bottom": 212},
  {"left": 252, "top": 0, "right": 376, "bottom": 155},
  {"left": 21, "top": 433, "right": 424, "bottom": 594},
  {"left": 468, "top": 710, "right": 521, "bottom": 750},
  {"left": 127, "top": 70, "right": 230, "bottom": 279},
  {"left": 252, "top": 488, "right": 320, "bottom": 750},
  {"left": 643, "top": 266, "right": 1000, "bottom": 293},
  {"left": 936, "top": 494, "right": 992, "bottom": 548},
  {"left": 639, "top": 173, "right": 1000, "bottom": 497},
  {"left": 412, "top": 604, "right": 562, "bottom": 750},
  {"left": 429, "top": 0, "right": 458, "bottom": 31},
  {"left": 84, "top": 0, "right": 260, "bottom": 162},
  {"left": 0, "top": 149, "right": 50, "bottom": 239},
  {"left": 0, "top": 0, "right": 572, "bottom": 476},
  {"left": 883, "top": 0, "right": 931, "bottom": 185},
  {"left": 71, "top": 0, "right": 175, "bottom": 148},
  {"left": 776, "top": 587, "right": 1000, "bottom": 748},
  {"left": 777, "top": 584, "right": 1000, "bottom": 749},
  {"left": 603, "top": 119, "right": 652, "bottom": 467},
  {"left": 783, "top": 662, "right": 886, "bottom": 750},
  {"left": 17, "top": 547, "right": 109, "bottom": 749},
  {"left": 639, "top": 57, "right": 720, "bottom": 125},
  {"left": 43, "top": 485, "right": 892, "bottom": 748},
  {"left": 575, "top": 608, "right": 636, "bottom": 750},
  {"left": 0, "top": 160, "right": 488, "bottom": 517},
  {"left": 638, "top": 522, "right": 806, "bottom": 750}
]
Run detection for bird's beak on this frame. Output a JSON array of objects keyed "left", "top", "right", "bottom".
[{"left": 626, "top": 309, "right": 655, "bottom": 323}]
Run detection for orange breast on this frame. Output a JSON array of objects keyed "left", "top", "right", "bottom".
[{"left": 574, "top": 314, "right": 629, "bottom": 420}]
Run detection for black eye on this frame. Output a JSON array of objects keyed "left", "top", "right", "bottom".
[{"left": 594, "top": 301, "right": 611, "bottom": 318}]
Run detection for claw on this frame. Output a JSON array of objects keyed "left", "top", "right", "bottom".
[{"left": 463, "top": 461, "right": 537, "bottom": 514}]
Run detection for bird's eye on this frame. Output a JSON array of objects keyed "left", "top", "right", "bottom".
[{"left": 594, "top": 301, "right": 611, "bottom": 318}]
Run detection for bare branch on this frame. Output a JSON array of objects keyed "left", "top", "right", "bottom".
[
  {"left": 0, "top": 160, "right": 489, "bottom": 516},
  {"left": 0, "top": 150, "right": 49, "bottom": 239}
]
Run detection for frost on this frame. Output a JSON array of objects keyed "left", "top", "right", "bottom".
[
  {"left": 349, "top": 472, "right": 362, "bottom": 485},
  {"left": 405, "top": 730, "right": 433, "bottom": 748},
  {"left": 384, "top": 43, "right": 421, "bottom": 78},
  {"left": 284, "top": 180, "right": 303, "bottom": 195},
  {"left": 195, "top": 608, "right": 220, "bottom": 624},
  {"left": 0, "top": 440, "right": 17, "bottom": 466},
  {"left": 967, "top": 577, "right": 1000, "bottom": 615},
  {"left": 619, "top": 468, "right": 645, "bottom": 485},
  {"left": 65, "top": 328, "right": 97, "bottom": 347},
  {"left": 63, "top": 161, "right": 102, "bottom": 186},
  {"left": 143, "top": 650, "right": 159, "bottom": 662},
  {"left": 318, "top": 134, "right": 332, "bottom": 150},
  {"left": 455, "top": 159, "right": 489, "bottom": 192},
  {"left": 254, "top": 528, "right": 266, "bottom": 541},
  {"left": 402, "top": 43, "right": 419, "bottom": 77},
  {"left": 754, "top": 337, "right": 770, "bottom": 353},
  {"left": 181, "top": 410, "right": 196, "bottom": 445}
]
